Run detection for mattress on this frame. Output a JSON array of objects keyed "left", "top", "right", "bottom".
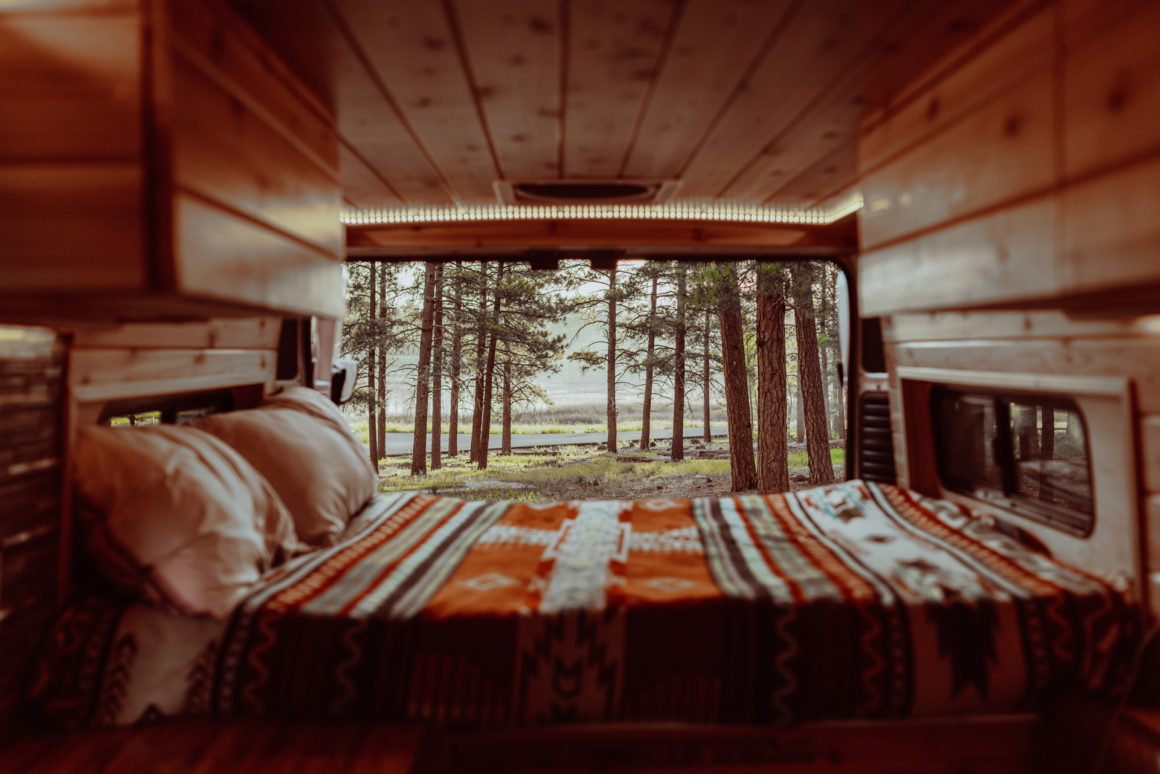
[{"left": 32, "top": 481, "right": 1136, "bottom": 729}]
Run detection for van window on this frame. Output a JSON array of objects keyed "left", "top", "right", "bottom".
[{"left": 932, "top": 388, "right": 1093, "bottom": 536}]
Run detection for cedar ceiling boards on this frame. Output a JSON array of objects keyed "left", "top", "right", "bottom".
[{"left": 231, "top": 0, "right": 1017, "bottom": 214}]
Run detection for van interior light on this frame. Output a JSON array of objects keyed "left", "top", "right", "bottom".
[{"left": 340, "top": 198, "right": 864, "bottom": 228}]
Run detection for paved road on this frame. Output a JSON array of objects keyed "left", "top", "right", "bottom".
[{"left": 380, "top": 426, "right": 727, "bottom": 456}]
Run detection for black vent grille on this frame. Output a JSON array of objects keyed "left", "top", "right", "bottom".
[{"left": 859, "top": 393, "right": 897, "bottom": 484}]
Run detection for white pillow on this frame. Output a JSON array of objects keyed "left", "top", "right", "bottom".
[
  {"left": 190, "top": 386, "right": 377, "bottom": 546},
  {"left": 73, "top": 425, "right": 298, "bottom": 619}
]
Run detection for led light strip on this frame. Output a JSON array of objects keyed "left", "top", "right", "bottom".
[{"left": 340, "top": 196, "right": 863, "bottom": 227}]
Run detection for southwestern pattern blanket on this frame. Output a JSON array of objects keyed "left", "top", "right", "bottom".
[{"left": 32, "top": 481, "right": 1136, "bottom": 728}]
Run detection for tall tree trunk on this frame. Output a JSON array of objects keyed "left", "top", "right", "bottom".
[
  {"left": 478, "top": 262, "right": 505, "bottom": 470},
  {"left": 717, "top": 266, "right": 758, "bottom": 491},
  {"left": 795, "top": 379, "right": 805, "bottom": 443},
  {"left": 672, "top": 266, "right": 687, "bottom": 461},
  {"left": 792, "top": 265, "right": 834, "bottom": 484},
  {"left": 501, "top": 356, "right": 512, "bottom": 455},
  {"left": 377, "top": 264, "right": 387, "bottom": 460},
  {"left": 640, "top": 274, "right": 658, "bottom": 450},
  {"left": 818, "top": 327, "right": 831, "bottom": 442},
  {"left": 703, "top": 307, "right": 711, "bottom": 442},
  {"left": 411, "top": 262, "right": 437, "bottom": 476},
  {"left": 606, "top": 266, "right": 617, "bottom": 453},
  {"left": 367, "top": 265, "right": 378, "bottom": 465},
  {"left": 448, "top": 270, "right": 462, "bottom": 456},
  {"left": 1041, "top": 407, "right": 1055, "bottom": 458},
  {"left": 756, "top": 264, "right": 789, "bottom": 493},
  {"left": 470, "top": 262, "right": 488, "bottom": 463},
  {"left": 430, "top": 264, "right": 444, "bottom": 470}
]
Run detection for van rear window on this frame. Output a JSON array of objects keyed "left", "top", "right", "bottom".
[{"left": 932, "top": 388, "right": 1093, "bottom": 536}]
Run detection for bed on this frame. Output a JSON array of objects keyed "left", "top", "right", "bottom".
[{"left": 31, "top": 479, "right": 1136, "bottom": 731}]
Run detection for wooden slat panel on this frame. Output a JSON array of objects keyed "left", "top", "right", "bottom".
[
  {"left": 70, "top": 347, "right": 275, "bottom": 402},
  {"left": 0, "top": 11, "right": 140, "bottom": 162},
  {"left": 621, "top": 0, "right": 790, "bottom": 179},
  {"left": 859, "top": 196, "right": 1060, "bottom": 317},
  {"left": 889, "top": 338, "right": 1160, "bottom": 413},
  {"left": 770, "top": 141, "right": 858, "bottom": 209},
  {"left": 1062, "top": 154, "right": 1160, "bottom": 294},
  {"left": 167, "top": 53, "right": 342, "bottom": 254},
  {"left": 0, "top": 164, "right": 145, "bottom": 291},
  {"left": 677, "top": 0, "right": 893, "bottom": 199},
  {"left": 859, "top": 7, "right": 1054, "bottom": 175},
  {"left": 1063, "top": 0, "right": 1160, "bottom": 179},
  {"left": 166, "top": 0, "right": 337, "bottom": 172},
  {"left": 452, "top": 0, "right": 560, "bottom": 181},
  {"left": 884, "top": 310, "right": 1147, "bottom": 343},
  {"left": 730, "top": 0, "right": 1018, "bottom": 206},
  {"left": 233, "top": 0, "right": 452, "bottom": 206},
  {"left": 562, "top": 0, "right": 673, "bottom": 179},
  {"left": 172, "top": 194, "right": 345, "bottom": 317},
  {"left": 340, "top": 143, "right": 404, "bottom": 209},
  {"left": 859, "top": 70, "right": 1056, "bottom": 251},
  {"left": 71, "top": 318, "right": 281, "bottom": 349},
  {"left": 335, "top": 0, "right": 497, "bottom": 204}
]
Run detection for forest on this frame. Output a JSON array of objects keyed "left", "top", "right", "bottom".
[{"left": 342, "top": 259, "right": 846, "bottom": 493}]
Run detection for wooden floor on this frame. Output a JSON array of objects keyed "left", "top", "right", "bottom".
[{"left": 0, "top": 715, "right": 1045, "bottom": 773}]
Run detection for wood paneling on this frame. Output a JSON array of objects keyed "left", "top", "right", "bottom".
[
  {"left": 0, "top": 164, "right": 144, "bottom": 291},
  {"left": 562, "top": 0, "right": 673, "bottom": 179},
  {"left": 858, "top": 0, "right": 1160, "bottom": 315},
  {"left": 859, "top": 197, "right": 1060, "bottom": 317},
  {"left": 226, "top": 0, "right": 1019, "bottom": 212},
  {"left": 452, "top": 0, "right": 562, "bottom": 181},
  {"left": 620, "top": 0, "right": 793, "bottom": 181},
  {"left": 0, "top": 12, "right": 141, "bottom": 162},
  {"left": 172, "top": 195, "right": 344, "bottom": 318},
  {"left": 334, "top": 0, "right": 497, "bottom": 204},
  {"left": 70, "top": 318, "right": 281, "bottom": 350},
  {"left": 0, "top": 0, "right": 345, "bottom": 322},
  {"left": 70, "top": 347, "right": 274, "bottom": 403},
  {"left": 860, "top": 70, "right": 1056, "bottom": 251},
  {"left": 347, "top": 218, "right": 856, "bottom": 252}
]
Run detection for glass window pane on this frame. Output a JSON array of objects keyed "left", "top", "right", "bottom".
[
  {"left": 933, "top": 390, "right": 1003, "bottom": 492},
  {"left": 1008, "top": 400, "right": 1093, "bottom": 517}
]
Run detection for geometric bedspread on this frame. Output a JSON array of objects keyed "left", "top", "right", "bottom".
[{"left": 32, "top": 481, "right": 1137, "bottom": 728}]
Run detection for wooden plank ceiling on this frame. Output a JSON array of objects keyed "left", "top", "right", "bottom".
[{"left": 232, "top": 0, "right": 1016, "bottom": 212}]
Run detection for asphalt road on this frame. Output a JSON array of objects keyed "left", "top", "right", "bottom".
[{"left": 380, "top": 426, "right": 727, "bottom": 456}]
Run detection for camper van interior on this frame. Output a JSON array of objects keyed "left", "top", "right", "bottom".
[{"left": 2, "top": 0, "right": 1159, "bottom": 771}]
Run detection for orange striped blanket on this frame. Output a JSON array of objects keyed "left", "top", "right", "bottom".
[{"left": 34, "top": 482, "right": 1136, "bottom": 728}]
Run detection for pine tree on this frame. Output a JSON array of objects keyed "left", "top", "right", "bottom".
[
  {"left": 430, "top": 263, "right": 444, "bottom": 470},
  {"left": 477, "top": 261, "right": 506, "bottom": 470},
  {"left": 715, "top": 264, "right": 758, "bottom": 491},
  {"left": 470, "top": 262, "right": 489, "bottom": 464},
  {"left": 756, "top": 262, "right": 790, "bottom": 492},
  {"left": 411, "top": 262, "right": 437, "bottom": 476},
  {"left": 791, "top": 263, "right": 834, "bottom": 484},
  {"left": 448, "top": 266, "right": 463, "bottom": 456},
  {"left": 672, "top": 264, "right": 687, "bottom": 461}
]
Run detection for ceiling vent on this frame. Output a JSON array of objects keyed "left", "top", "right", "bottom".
[{"left": 495, "top": 179, "right": 681, "bottom": 206}]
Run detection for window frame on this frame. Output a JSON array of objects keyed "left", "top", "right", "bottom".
[{"left": 930, "top": 385, "right": 1095, "bottom": 537}]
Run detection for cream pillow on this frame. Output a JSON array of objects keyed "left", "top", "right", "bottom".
[
  {"left": 190, "top": 387, "right": 377, "bottom": 547},
  {"left": 73, "top": 425, "right": 298, "bottom": 619}
]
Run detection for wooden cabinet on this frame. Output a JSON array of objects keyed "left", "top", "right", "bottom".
[{"left": 0, "top": 0, "right": 344, "bottom": 324}]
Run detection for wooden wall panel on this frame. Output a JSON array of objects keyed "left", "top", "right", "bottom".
[
  {"left": 858, "top": 0, "right": 1160, "bottom": 315},
  {"left": 0, "top": 11, "right": 141, "bottom": 162},
  {"left": 0, "top": 165, "right": 145, "bottom": 291},
  {"left": 172, "top": 195, "right": 345, "bottom": 318}
]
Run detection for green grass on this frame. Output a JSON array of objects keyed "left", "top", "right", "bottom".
[
  {"left": 376, "top": 445, "right": 843, "bottom": 502},
  {"left": 345, "top": 415, "right": 729, "bottom": 443}
]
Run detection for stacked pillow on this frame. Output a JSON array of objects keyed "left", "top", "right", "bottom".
[{"left": 72, "top": 387, "right": 377, "bottom": 619}]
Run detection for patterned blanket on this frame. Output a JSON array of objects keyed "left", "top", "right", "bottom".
[{"left": 33, "top": 481, "right": 1136, "bottom": 728}]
